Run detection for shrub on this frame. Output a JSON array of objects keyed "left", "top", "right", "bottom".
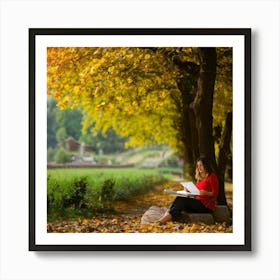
[
  {"left": 63, "top": 176, "right": 88, "bottom": 208},
  {"left": 47, "top": 168, "right": 172, "bottom": 221},
  {"left": 47, "top": 147, "right": 56, "bottom": 162},
  {"left": 47, "top": 176, "right": 93, "bottom": 221},
  {"left": 47, "top": 175, "right": 65, "bottom": 210},
  {"left": 99, "top": 179, "right": 115, "bottom": 210},
  {"left": 54, "top": 148, "right": 71, "bottom": 163}
]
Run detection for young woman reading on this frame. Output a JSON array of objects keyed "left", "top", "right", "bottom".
[{"left": 158, "top": 156, "right": 219, "bottom": 223}]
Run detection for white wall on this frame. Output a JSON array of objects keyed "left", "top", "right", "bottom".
[{"left": 1, "top": 0, "right": 279, "bottom": 279}]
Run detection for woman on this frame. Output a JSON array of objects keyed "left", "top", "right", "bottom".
[{"left": 158, "top": 156, "right": 219, "bottom": 223}]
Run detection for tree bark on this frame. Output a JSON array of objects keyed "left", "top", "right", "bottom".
[
  {"left": 172, "top": 48, "right": 232, "bottom": 205},
  {"left": 217, "top": 112, "right": 232, "bottom": 205},
  {"left": 191, "top": 48, "right": 217, "bottom": 170},
  {"left": 190, "top": 48, "right": 228, "bottom": 205}
]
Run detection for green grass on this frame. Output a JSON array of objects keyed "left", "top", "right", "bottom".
[
  {"left": 47, "top": 167, "right": 179, "bottom": 222},
  {"left": 48, "top": 167, "right": 158, "bottom": 179}
]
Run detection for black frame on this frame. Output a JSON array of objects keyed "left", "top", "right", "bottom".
[{"left": 29, "top": 28, "right": 251, "bottom": 251}]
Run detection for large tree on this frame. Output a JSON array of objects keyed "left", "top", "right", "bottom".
[
  {"left": 47, "top": 47, "right": 232, "bottom": 205},
  {"left": 192, "top": 48, "right": 231, "bottom": 205}
]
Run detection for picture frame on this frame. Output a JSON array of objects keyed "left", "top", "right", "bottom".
[{"left": 29, "top": 28, "right": 251, "bottom": 251}]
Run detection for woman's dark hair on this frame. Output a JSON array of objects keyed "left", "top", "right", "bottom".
[{"left": 196, "top": 156, "right": 213, "bottom": 174}]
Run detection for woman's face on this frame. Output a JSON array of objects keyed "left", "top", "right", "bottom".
[{"left": 196, "top": 160, "right": 205, "bottom": 174}]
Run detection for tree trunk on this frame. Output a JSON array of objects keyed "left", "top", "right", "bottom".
[
  {"left": 191, "top": 48, "right": 217, "bottom": 170},
  {"left": 171, "top": 47, "right": 231, "bottom": 205},
  {"left": 217, "top": 112, "right": 232, "bottom": 205},
  {"left": 191, "top": 48, "right": 228, "bottom": 204}
]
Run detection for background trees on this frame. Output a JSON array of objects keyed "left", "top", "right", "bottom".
[
  {"left": 47, "top": 98, "right": 128, "bottom": 158},
  {"left": 47, "top": 47, "right": 232, "bottom": 205}
]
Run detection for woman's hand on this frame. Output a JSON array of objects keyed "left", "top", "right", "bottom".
[
  {"left": 195, "top": 168, "right": 201, "bottom": 181},
  {"left": 199, "top": 190, "right": 214, "bottom": 196}
]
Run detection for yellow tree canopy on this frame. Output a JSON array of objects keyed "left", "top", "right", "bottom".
[{"left": 47, "top": 47, "right": 232, "bottom": 152}]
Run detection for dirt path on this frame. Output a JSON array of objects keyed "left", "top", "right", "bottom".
[
  {"left": 47, "top": 181, "right": 233, "bottom": 233},
  {"left": 113, "top": 182, "right": 178, "bottom": 214}
]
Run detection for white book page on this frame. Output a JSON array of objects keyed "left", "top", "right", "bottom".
[
  {"left": 176, "top": 190, "right": 190, "bottom": 196},
  {"left": 180, "top": 182, "right": 200, "bottom": 195}
]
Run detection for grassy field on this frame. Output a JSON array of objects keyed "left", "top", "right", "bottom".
[
  {"left": 48, "top": 167, "right": 178, "bottom": 180},
  {"left": 47, "top": 167, "right": 232, "bottom": 222},
  {"left": 47, "top": 167, "right": 179, "bottom": 221}
]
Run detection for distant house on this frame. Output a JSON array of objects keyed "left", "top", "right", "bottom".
[
  {"left": 66, "top": 137, "right": 80, "bottom": 151},
  {"left": 66, "top": 137, "right": 92, "bottom": 152}
]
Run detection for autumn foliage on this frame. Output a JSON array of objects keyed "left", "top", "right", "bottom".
[
  {"left": 47, "top": 46, "right": 233, "bottom": 232},
  {"left": 47, "top": 181, "right": 232, "bottom": 233},
  {"left": 47, "top": 47, "right": 233, "bottom": 206}
]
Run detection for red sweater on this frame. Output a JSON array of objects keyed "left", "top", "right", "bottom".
[{"left": 196, "top": 172, "right": 219, "bottom": 211}]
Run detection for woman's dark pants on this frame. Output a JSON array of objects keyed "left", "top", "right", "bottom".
[{"left": 168, "top": 196, "right": 212, "bottom": 218}]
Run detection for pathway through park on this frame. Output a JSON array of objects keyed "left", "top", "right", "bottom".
[{"left": 47, "top": 181, "right": 233, "bottom": 233}]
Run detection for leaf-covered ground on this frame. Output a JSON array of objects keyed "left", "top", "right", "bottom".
[{"left": 47, "top": 181, "right": 233, "bottom": 233}]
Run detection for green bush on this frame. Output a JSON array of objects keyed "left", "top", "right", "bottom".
[
  {"left": 63, "top": 176, "right": 88, "bottom": 208},
  {"left": 47, "top": 175, "right": 92, "bottom": 221},
  {"left": 47, "top": 168, "right": 171, "bottom": 221},
  {"left": 99, "top": 179, "right": 115, "bottom": 210},
  {"left": 47, "top": 147, "right": 56, "bottom": 162},
  {"left": 54, "top": 148, "right": 71, "bottom": 163},
  {"left": 47, "top": 175, "right": 69, "bottom": 210}
]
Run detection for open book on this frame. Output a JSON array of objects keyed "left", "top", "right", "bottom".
[{"left": 164, "top": 181, "right": 200, "bottom": 197}]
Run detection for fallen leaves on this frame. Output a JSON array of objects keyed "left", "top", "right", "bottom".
[
  {"left": 47, "top": 214, "right": 232, "bottom": 233},
  {"left": 47, "top": 181, "right": 233, "bottom": 234}
]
